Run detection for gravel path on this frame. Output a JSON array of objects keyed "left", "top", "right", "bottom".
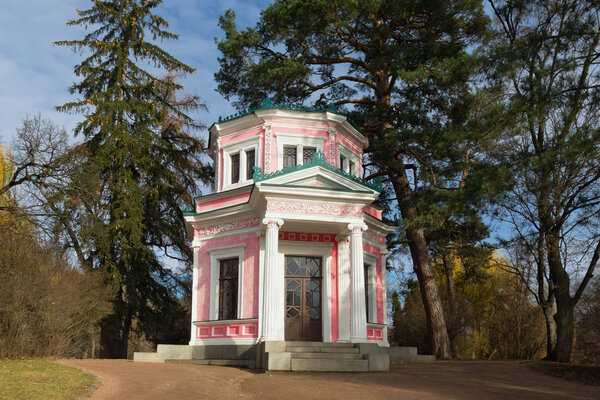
[{"left": 58, "top": 359, "right": 599, "bottom": 400}]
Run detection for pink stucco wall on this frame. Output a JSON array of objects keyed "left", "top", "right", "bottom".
[
  {"left": 195, "top": 232, "right": 260, "bottom": 321},
  {"left": 196, "top": 191, "right": 251, "bottom": 213}
]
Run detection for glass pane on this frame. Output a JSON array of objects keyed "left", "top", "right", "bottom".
[
  {"left": 283, "top": 146, "right": 297, "bottom": 168},
  {"left": 220, "top": 258, "right": 238, "bottom": 278},
  {"left": 231, "top": 153, "right": 240, "bottom": 183},
  {"left": 303, "top": 147, "right": 316, "bottom": 164},
  {"left": 286, "top": 257, "right": 299, "bottom": 275},
  {"left": 246, "top": 149, "right": 255, "bottom": 180},
  {"left": 287, "top": 308, "right": 299, "bottom": 318}
]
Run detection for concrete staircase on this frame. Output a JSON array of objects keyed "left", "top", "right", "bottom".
[
  {"left": 165, "top": 358, "right": 255, "bottom": 368},
  {"left": 257, "top": 341, "right": 389, "bottom": 372}
]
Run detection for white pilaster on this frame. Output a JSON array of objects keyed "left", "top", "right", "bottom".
[
  {"left": 189, "top": 246, "right": 200, "bottom": 344},
  {"left": 348, "top": 223, "right": 368, "bottom": 341},
  {"left": 336, "top": 235, "right": 351, "bottom": 342},
  {"left": 261, "top": 217, "right": 284, "bottom": 341}
]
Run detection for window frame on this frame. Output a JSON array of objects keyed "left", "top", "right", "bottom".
[
  {"left": 222, "top": 137, "right": 260, "bottom": 190},
  {"left": 363, "top": 253, "right": 378, "bottom": 324},
  {"left": 276, "top": 133, "right": 325, "bottom": 171},
  {"left": 337, "top": 143, "right": 361, "bottom": 176},
  {"left": 208, "top": 244, "right": 245, "bottom": 321},
  {"left": 218, "top": 257, "right": 239, "bottom": 320}
]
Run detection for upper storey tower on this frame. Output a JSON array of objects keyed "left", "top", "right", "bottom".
[{"left": 208, "top": 99, "right": 368, "bottom": 193}]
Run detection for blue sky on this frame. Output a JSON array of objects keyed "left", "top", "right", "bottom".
[{"left": 0, "top": 0, "right": 272, "bottom": 143}]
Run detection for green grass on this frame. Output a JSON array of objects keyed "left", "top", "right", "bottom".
[
  {"left": 0, "top": 359, "right": 96, "bottom": 400},
  {"left": 532, "top": 361, "right": 600, "bottom": 386}
]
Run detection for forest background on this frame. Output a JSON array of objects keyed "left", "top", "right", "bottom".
[{"left": 0, "top": 0, "right": 598, "bottom": 365}]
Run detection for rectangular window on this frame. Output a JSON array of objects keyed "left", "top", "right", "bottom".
[
  {"left": 349, "top": 160, "right": 356, "bottom": 175},
  {"left": 340, "top": 155, "right": 346, "bottom": 171},
  {"left": 219, "top": 258, "right": 238, "bottom": 320},
  {"left": 231, "top": 153, "right": 240, "bottom": 184},
  {"left": 283, "top": 146, "right": 297, "bottom": 168},
  {"left": 246, "top": 149, "right": 255, "bottom": 180},
  {"left": 364, "top": 264, "right": 370, "bottom": 323},
  {"left": 303, "top": 147, "right": 316, "bottom": 164}
]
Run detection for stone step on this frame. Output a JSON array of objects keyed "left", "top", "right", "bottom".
[
  {"left": 291, "top": 358, "right": 369, "bottom": 372},
  {"left": 286, "top": 346, "right": 359, "bottom": 354},
  {"left": 290, "top": 352, "right": 363, "bottom": 360},
  {"left": 284, "top": 341, "right": 356, "bottom": 348},
  {"left": 165, "top": 359, "right": 255, "bottom": 368}
]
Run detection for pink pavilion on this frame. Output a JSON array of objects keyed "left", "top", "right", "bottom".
[{"left": 136, "top": 100, "right": 394, "bottom": 371}]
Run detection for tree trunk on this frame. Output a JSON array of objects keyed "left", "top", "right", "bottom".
[
  {"left": 541, "top": 300, "right": 557, "bottom": 359},
  {"left": 99, "top": 289, "right": 131, "bottom": 359},
  {"left": 546, "top": 232, "right": 574, "bottom": 362},
  {"left": 442, "top": 251, "right": 459, "bottom": 358},
  {"left": 391, "top": 166, "right": 452, "bottom": 360}
]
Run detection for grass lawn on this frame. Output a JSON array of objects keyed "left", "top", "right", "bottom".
[
  {"left": 0, "top": 359, "right": 96, "bottom": 400},
  {"left": 532, "top": 361, "right": 600, "bottom": 386}
]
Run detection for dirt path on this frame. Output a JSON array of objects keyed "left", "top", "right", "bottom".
[{"left": 58, "top": 359, "right": 599, "bottom": 400}]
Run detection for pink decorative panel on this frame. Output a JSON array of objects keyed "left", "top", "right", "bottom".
[
  {"left": 194, "top": 217, "right": 260, "bottom": 237},
  {"left": 267, "top": 200, "right": 362, "bottom": 217},
  {"left": 196, "top": 191, "right": 251, "bottom": 213},
  {"left": 367, "top": 325, "right": 384, "bottom": 341},
  {"left": 279, "top": 231, "right": 337, "bottom": 242},
  {"left": 195, "top": 321, "right": 258, "bottom": 339},
  {"left": 364, "top": 206, "right": 383, "bottom": 220}
]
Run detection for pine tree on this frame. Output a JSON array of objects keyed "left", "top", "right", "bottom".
[
  {"left": 55, "top": 0, "right": 209, "bottom": 358},
  {"left": 215, "top": 0, "right": 490, "bottom": 359}
]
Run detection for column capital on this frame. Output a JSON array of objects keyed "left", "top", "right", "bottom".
[
  {"left": 335, "top": 234, "right": 350, "bottom": 242},
  {"left": 347, "top": 223, "right": 368, "bottom": 234},
  {"left": 262, "top": 217, "right": 284, "bottom": 229}
]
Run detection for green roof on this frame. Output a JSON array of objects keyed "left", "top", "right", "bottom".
[
  {"left": 217, "top": 98, "right": 363, "bottom": 133},
  {"left": 253, "top": 150, "right": 383, "bottom": 192}
]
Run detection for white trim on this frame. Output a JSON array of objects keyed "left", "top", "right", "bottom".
[
  {"left": 221, "top": 137, "right": 260, "bottom": 191},
  {"left": 190, "top": 247, "right": 200, "bottom": 344},
  {"left": 276, "top": 133, "right": 325, "bottom": 171},
  {"left": 338, "top": 143, "right": 361, "bottom": 177},
  {"left": 209, "top": 245, "right": 245, "bottom": 320},
  {"left": 278, "top": 241, "right": 334, "bottom": 342}
]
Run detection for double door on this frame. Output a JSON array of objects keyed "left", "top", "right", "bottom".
[{"left": 284, "top": 255, "right": 322, "bottom": 342}]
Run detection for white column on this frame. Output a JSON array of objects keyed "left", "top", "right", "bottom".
[
  {"left": 348, "top": 223, "right": 368, "bottom": 341},
  {"left": 189, "top": 245, "right": 200, "bottom": 344},
  {"left": 261, "top": 218, "right": 284, "bottom": 341},
  {"left": 336, "top": 235, "right": 351, "bottom": 342}
]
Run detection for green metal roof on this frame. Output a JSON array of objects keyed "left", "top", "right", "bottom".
[
  {"left": 253, "top": 150, "right": 383, "bottom": 192},
  {"left": 217, "top": 98, "right": 363, "bottom": 133}
]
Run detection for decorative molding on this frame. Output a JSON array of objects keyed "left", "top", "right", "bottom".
[
  {"left": 194, "top": 217, "right": 261, "bottom": 237},
  {"left": 263, "top": 123, "right": 272, "bottom": 173},
  {"left": 194, "top": 320, "right": 258, "bottom": 339},
  {"left": 367, "top": 325, "right": 384, "bottom": 341},
  {"left": 253, "top": 150, "right": 383, "bottom": 192},
  {"left": 328, "top": 128, "right": 336, "bottom": 164},
  {"left": 279, "top": 231, "right": 337, "bottom": 242},
  {"left": 364, "top": 230, "right": 385, "bottom": 246},
  {"left": 267, "top": 200, "right": 363, "bottom": 218}
]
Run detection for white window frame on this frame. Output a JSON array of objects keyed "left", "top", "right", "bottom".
[
  {"left": 364, "top": 253, "right": 378, "bottom": 324},
  {"left": 208, "top": 244, "right": 245, "bottom": 320},
  {"left": 338, "top": 143, "right": 361, "bottom": 177},
  {"left": 276, "top": 133, "right": 325, "bottom": 171},
  {"left": 222, "top": 137, "right": 260, "bottom": 190}
]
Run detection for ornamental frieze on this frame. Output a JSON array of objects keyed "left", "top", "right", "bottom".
[
  {"left": 194, "top": 216, "right": 261, "bottom": 237},
  {"left": 266, "top": 200, "right": 362, "bottom": 218}
]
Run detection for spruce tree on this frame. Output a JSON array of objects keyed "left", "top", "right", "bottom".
[{"left": 56, "top": 0, "right": 209, "bottom": 357}]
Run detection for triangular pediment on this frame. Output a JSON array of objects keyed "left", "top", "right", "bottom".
[{"left": 258, "top": 164, "right": 378, "bottom": 194}]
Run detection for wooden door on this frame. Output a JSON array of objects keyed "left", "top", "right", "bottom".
[{"left": 285, "top": 256, "right": 322, "bottom": 342}]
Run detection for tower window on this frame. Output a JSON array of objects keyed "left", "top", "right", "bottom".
[
  {"left": 219, "top": 258, "right": 239, "bottom": 320},
  {"left": 283, "top": 146, "right": 297, "bottom": 168},
  {"left": 231, "top": 153, "right": 240, "bottom": 184},
  {"left": 246, "top": 149, "right": 255, "bottom": 180},
  {"left": 303, "top": 147, "right": 316, "bottom": 164}
]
